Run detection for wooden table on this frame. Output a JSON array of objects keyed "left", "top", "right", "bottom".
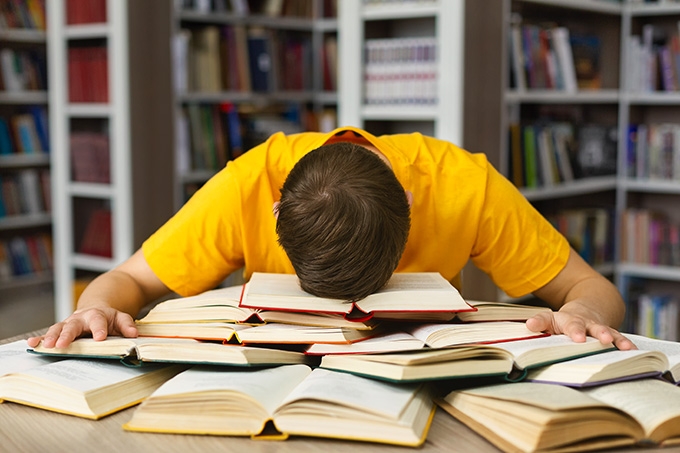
[{"left": 0, "top": 331, "right": 674, "bottom": 453}]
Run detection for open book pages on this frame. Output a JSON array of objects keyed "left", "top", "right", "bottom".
[
  {"left": 138, "top": 286, "right": 378, "bottom": 330},
  {"left": 0, "top": 355, "right": 183, "bottom": 419},
  {"left": 123, "top": 364, "right": 435, "bottom": 447},
  {"left": 30, "top": 337, "right": 309, "bottom": 367},
  {"left": 407, "top": 321, "right": 547, "bottom": 348},
  {"left": 240, "top": 272, "right": 471, "bottom": 319},
  {"left": 306, "top": 332, "right": 426, "bottom": 355},
  {"left": 136, "top": 321, "right": 378, "bottom": 345},
  {"left": 438, "top": 381, "right": 646, "bottom": 453},
  {"left": 525, "top": 349, "right": 670, "bottom": 387},
  {"left": 624, "top": 332, "right": 680, "bottom": 383},
  {"left": 317, "top": 335, "right": 613, "bottom": 383},
  {"left": 1, "top": 339, "right": 61, "bottom": 376},
  {"left": 456, "top": 300, "right": 551, "bottom": 322}
]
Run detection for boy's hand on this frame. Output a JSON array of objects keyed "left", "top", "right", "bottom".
[
  {"left": 526, "top": 310, "right": 636, "bottom": 350},
  {"left": 26, "top": 307, "right": 138, "bottom": 349}
]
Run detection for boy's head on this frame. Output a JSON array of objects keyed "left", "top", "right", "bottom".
[{"left": 276, "top": 142, "right": 411, "bottom": 300}]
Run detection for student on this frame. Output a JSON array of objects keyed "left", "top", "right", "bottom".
[{"left": 29, "top": 127, "right": 634, "bottom": 350}]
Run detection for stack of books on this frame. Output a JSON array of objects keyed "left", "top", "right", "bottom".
[{"left": 4, "top": 272, "right": 680, "bottom": 450}]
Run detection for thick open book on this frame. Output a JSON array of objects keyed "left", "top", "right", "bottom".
[
  {"left": 123, "top": 364, "right": 435, "bottom": 447},
  {"left": 624, "top": 332, "right": 680, "bottom": 384},
  {"left": 438, "top": 379, "right": 680, "bottom": 452},
  {"left": 30, "top": 337, "right": 309, "bottom": 367},
  {"left": 136, "top": 321, "right": 377, "bottom": 344},
  {"left": 1, "top": 340, "right": 182, "bottom": 419},
  {"left": 319, "top": 335, "right": 614, "bottom": 382},
  {"left": 138, "top": 285, "right": 378, "bottom": 330},
  {"left": 407, "top": 321, "right": 548, "bottom": 348},
  {"left": 457, "top": 300, "right": 551, "bottom": 322},
  {"left": 239, "top": 272, "right": 472, "bottom": 321}
]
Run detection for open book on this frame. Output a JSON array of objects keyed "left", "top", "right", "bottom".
[
  {"left": 319, "top": 335, "right": 614, "bottom": 382},
  {"left": 1, "top": 340, "right": 182, "bottom": 419},
  {"left": 123, "top": 364, "right": 435, "bottom": 447},
  {"left": 239, "top": 272, "right": 472, "bottom": 321},
  {"left": 457, "top": 300, "right": 551, "bottom": 322},
  {"left": 624, "top": 332, "right": 680, "bottom": 384},
  {"left": 438, "top": 379, "right": 680, "bottom": 452},
  {"left": 138, "top": 285, "right": 378, "bottom": 330},
  {"left": 30, "top": 337, "right": 309, "bottom": 367},
  {"left": 135, "top": 321, "right": 378, "bottom": 344},
  {"left": 407, "top": 321, "right": 548, "bottom": 348}
]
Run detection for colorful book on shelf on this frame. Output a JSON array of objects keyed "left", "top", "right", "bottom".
[
  {"left": 123, "top": 364, "right": 435, "bottom": 447},
  {"left": 30, "top": 336, "right": 309, "bottom": 368},
  {"left": 438, "top": 379, "right": 680, "bottom": 453},
  {"left": 239, "top": 272, "right": 473, "bottom": 321},
  {"left": 318, "top": 335, "right": 613, "bottom": 383},
  {"left": 1, "top": 340, "right": 183, "bottom": 420}
]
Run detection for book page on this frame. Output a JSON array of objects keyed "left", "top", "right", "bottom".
[
  {"left": 151, "top": 364, "right": 311, "bottom": 415},
  {"left": 16, "top": 359, "right": 165, "bottom": 392},
  {"left": 279, "top": 368, "right": 419, "bottom": 420},
  {"left": 0, "top": 340, "right": 59, "bottom": 377},
  {"left": 624, "top": 333, "right": 680, "bottom": 356},
  {"left": 152, "top": 285, "right": 245, "bottom": 308},
  {"left": 408, "top": 321, "right": 543, "bottom": 348},
  {"left": 583, "top": 379, "right": 680, "bottom": 437}
]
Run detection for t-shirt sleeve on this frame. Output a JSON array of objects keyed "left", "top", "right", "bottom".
[
  {"left": 470, "top": 163, "right": 570, "bottom": 298},
  {"left": 142, "top": 165, "right": 245, "bottom": 296}
]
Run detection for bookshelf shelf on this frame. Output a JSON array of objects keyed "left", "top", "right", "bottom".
[
  {"left": 628, "top": 3, "right": 680, "bottom": 16},
  {"left": 71, "top": 254, "right": 116, "bottom": 272},
  {"left": 362, "top": 3, "right": 440, "bottom": 20},
  {"left": 360, "top": 105, "right": 439, "bottom": 121},
  {"left": 64, "top": 23, "right": 110, "bottom": 39},
  {"left": 521, "top": 176, "right": 618, "bottom": 201},
  {"left": 625, "top": 92, "right": 680, "bottom": 105},
  {"left": 505, "top": 90, "right": 620, "bottom": 104},
  {"left": 519, "top": 0, "right": 622, "bottom": 14},
  {"left": 0, "top": 92, "right": 49, "bottom": 104},
  {"left": 0, "top": 29, "right": 47, "bottom": 43},
  {"left": 65, "top": 104, "right": 112, "bottom": 117},
  {"left": 0, "top": 154, "right": 50, "bottom": 167},
  {"left": 68, "top": 182, "right": 114, "bottom": 198},
  {"left": 0, "top": 213, "right": 52, "bottom": 231},
  {"left": 0, "top": 271, "right": 53, "bottom": 291},
  {"left": 618, "top": 263, "right": 680, "bottom": 282},
  {"left": 621, "top": 179, "right": 680, "bottom": 194}
]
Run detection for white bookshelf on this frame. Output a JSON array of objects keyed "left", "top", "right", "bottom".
[
  {"left": 47, "top": 0, "right": 174, "bottom": 321},
  {"left": 338, "top": 0, "right": 464, "bottom": 145},
  {"left": 0, "top": 15, "right": 52, "bottom": 294}
]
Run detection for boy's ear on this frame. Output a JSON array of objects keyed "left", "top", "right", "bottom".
[
  {"left": 272, "top": 201, "right": 280, "bottom": 219},
  {"left": 406, "top": 190, "right": 413, "bottom": 207}
]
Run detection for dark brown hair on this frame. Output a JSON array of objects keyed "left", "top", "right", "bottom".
[{"left": 276, "top": 142, "right": 411, "bottom": 300}]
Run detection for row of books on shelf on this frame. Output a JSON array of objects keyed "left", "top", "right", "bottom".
[
  {"left": 177, "top": 0, "right": 335, "bottom": 17},
  {"left": 178, "top": 102, "right": 335, "bottom": 175},
  {"left": 364, "top": 37, "right": 437, "bottom": 105},
  {"left": 0, "top": 168, "right": 50, "bottom": 217},
  {"left": 66, "top": 0, "right": 106, "bottom": 25},
  {"left": 509, "top": 15, "right": 601, "bottom": 91},
  {"left": 68, "top": 46, "right": 108, "bottom": 103},
  {"left": 175, "top": 25, "right": 335, "bottom": 94},
  {"left": 70, "top": 131, "right": 110, "bottom": 184},
  {"left": 4, "top": 272, "right": 680, "bottom": 450},
  {"left": 0, "top": 0, "right": 45, "bottom": 30},
  {"left": 508, "top": 122, "right": 617, "bottom": 189},
  {"left": 0, "top": 233, "right": 52, "bottom": 280},
  {"left": 626, "top": 123, "right": 680, "bottom": 181},
  {"left": 626, "top": 22, "right": 680, "bottom": 93},
  {"left": 547, "top": 208, "right": 613, "bottom": 267},
  {"left": 0, "top": 48, "right": 47, "bottom": 93},
  {"left": 0, "top": 107, "right": 49, "bottom": 155},
  {"left": 621, "top": 208, "right": 680, "bottom": 267},
  {"left": 635, "top": 293, "right": 679, "bottom": 342}
]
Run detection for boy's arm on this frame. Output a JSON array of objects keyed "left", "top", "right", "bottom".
[
  {"left": 527, "top": 247, "right": 635, "bottom": 350},
  {"left": 27, "top": 249, "right": 171, "bottom": 348}
]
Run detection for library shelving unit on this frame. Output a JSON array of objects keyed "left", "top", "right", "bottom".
[
  {"left": 0, "top": 3, "right": 53, "bottom": 301},
  {"left": 337, "top": 0, "right": 464, "bottom": 144},
  {"left": 465, "top": 0, "right": 680, "bottom": 335},
  {"left": 47, "top": 0, "right": 174, "bottom": 321},
  {"left": 171, "top": 0, "right": 338, "bottom": 209}
]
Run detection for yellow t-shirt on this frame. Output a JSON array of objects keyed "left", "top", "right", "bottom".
[{"left": 142, "top": 126, "right": 569, "bottom": 298}]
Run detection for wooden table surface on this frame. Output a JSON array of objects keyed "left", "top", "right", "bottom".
[{"left": 1, "top": 330, "right": 677, "bottom": 453}]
